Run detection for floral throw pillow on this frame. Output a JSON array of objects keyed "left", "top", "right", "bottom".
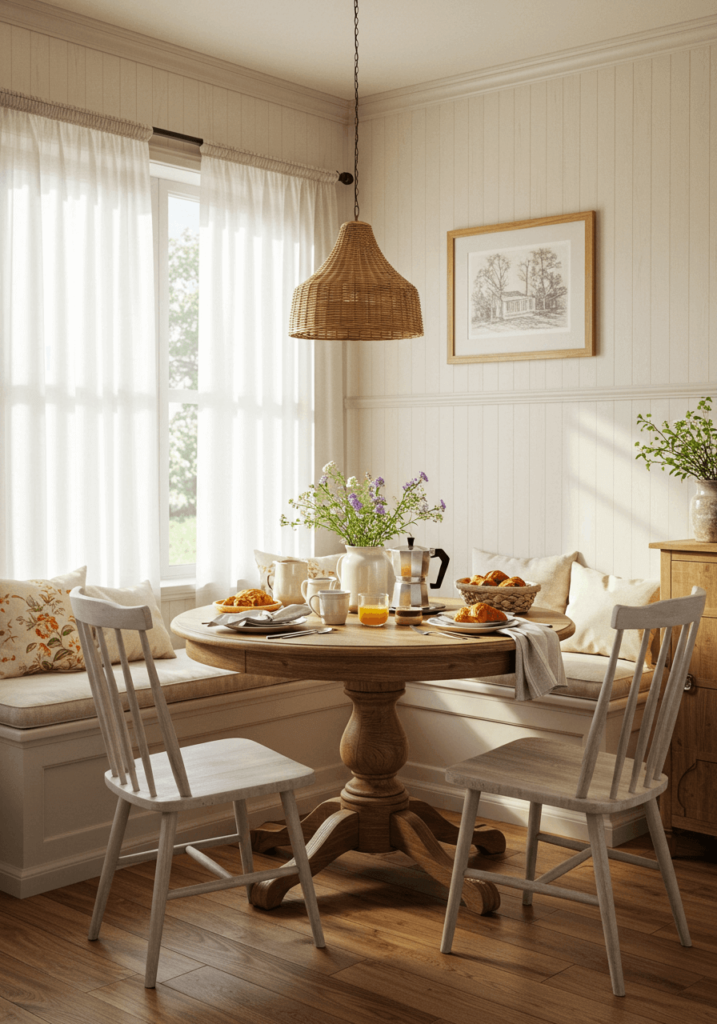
[{"left": 0, "top": 567, "right": 87, "bottom": 678}]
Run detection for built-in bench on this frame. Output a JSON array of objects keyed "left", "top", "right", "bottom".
[{"left": 0, "top": 650, "right": 351, "bottom": 897}]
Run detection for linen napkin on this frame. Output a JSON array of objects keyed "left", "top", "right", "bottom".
[
  {"left": 206, "top": 603, "right": 311, "bottom": 628},
  {"left": 495, "top": 619, "right": 567, "bottom": 701}
]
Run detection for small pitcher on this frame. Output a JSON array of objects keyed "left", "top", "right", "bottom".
[
  {"left": 268, "top": 558, "right": 308, "bottom": 605},
  {"left": 301, "top": 576, "right": 339, "bottom": 604}
]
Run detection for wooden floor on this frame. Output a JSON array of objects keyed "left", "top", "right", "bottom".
[{"left": 0, "top": 814, "right": 716, "bottom": 1024}]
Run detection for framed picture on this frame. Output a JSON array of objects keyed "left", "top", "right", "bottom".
[{"left": 447, "top": 211, "right": 595, "bottom": 364}]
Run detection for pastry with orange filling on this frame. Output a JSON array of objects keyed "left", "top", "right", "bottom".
[{"left": 222, "top": 588, "right": 275, "bottom": 607}]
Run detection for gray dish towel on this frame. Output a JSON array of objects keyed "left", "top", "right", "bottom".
[
  {"left": 206, "top": 603, "right": 311, "bottom": 628},
  {"left": 496, "top": 619, "right": 567, "bottom": 701}
]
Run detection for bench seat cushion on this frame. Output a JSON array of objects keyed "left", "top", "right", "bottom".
[
  {"left": 472, "top": 652, "right": 654, "bottom": 701},
  {"left": 0, "top": 650, "right": 293, "bottom": 729}
]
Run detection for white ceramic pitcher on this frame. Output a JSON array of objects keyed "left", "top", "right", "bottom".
[{"left": 336, "top": 546, "right": 395, "bottom": 613}]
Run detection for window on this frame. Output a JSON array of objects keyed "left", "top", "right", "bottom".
[{"left": 151, "top": 165, "right": 200, "bottom": 580}]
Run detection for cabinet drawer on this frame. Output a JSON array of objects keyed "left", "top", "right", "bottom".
[{"left": 672, "top": 559, "right": 717, "bottom": 616}]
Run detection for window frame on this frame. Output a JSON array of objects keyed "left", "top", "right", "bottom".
[{"left": 151, "top": 164, "right": 201, "bottom": 581}]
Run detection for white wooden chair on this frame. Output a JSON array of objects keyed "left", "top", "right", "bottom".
[
  {"left": 70, "top": 588, "right": 324, "bottom": 987},
  {"left": 440, "top": 587, "right": 706, "bottom": 996}
]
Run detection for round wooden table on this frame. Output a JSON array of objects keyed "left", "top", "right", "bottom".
[{"left": 172, "top": 601, "right": 574, "bottom": 915}]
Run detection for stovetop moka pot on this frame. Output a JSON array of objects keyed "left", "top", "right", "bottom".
[{"left": 388, "top": 537, "right": 450, "bottom": 609}]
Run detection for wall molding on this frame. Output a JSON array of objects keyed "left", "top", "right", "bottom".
[
  {"left": 0, "top": 0, "right": 350, "bottom": 124},
  {"left": 360, "top": 14, "right": 717, "bottom": 119},
  {"left": 346, "top": 382, "right": 717, "bottom": 411}
]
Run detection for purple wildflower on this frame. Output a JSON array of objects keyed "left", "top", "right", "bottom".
[
  {"left": 348, "top": 493, "right": 363, "bottom": 512},
  {"left": 375, "top": 505, "right": 386, "bottom": 515},
  {"left": 419, "top": 471, "right": 428, "bottom": 482},
  {"left": 402, "top": 481, "right": 412, "bottom": 491},
  {"left": 374, "top": 476, "right": 385, "bottom": 487},
  {"left": 319, "top": 474, "right": 328, "bottom": 485},
  {"left": 440, "top": 499, "right": 446, "bottom": 511}
]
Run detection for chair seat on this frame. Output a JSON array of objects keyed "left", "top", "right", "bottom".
[
  {"left": 105, "top": 736, "right": 316, "bottom": 812},
  {"left": 445, "top": 737, "right": 667, "bottom": 814}
]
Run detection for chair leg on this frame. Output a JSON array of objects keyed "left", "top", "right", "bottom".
[
  {"left": 440, "top": 788, "right": 480, "bottom": 954},
  {"left": 523, "top": 801, "right": 542, "bottom": 906},
  {"left": 89, "top": 797, "right": 131, "bottom": 941},
  {"left": 586, "top": 813, "right": 625, "bottom": 997},
  {"left": 280, "top": 790, "right": 325, "bottom": 949},
  {"left": 645, "top": 797, "right": 691, "bottom": 947},
  {"left": 145, "top": 812, "right": 178, "bottom": 988},
  {"left": 234, "top": 799, "right": 255, "bottom": 901}
]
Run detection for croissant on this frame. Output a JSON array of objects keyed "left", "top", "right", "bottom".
[
  {"left": 457, "top": 576, "right": 471, "bottom": 584},
  {"left": 498, "top": 576, "right": 526, "bottom": 588},
  {"left": 470, "top": 602, "right": 508, "bottom": 623},
  {"left": 469, "top": 574, "right": 486, "bottom": 585},
  {"left": 482, "top": 570, "right": 509, "bottom": 586},
  {"left": 454, "top": 606, "right": 476, "bottom": 622}
]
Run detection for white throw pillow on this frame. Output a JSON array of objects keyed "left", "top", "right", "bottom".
[
  {"left": 560, "top": 562, "right": 659, "bottom": 662},
  {"left": 83, "top": 580, "right": 176, "bottom": 663},
  {"left": 471, "top": 548, "right": 578, "bottom": 613},
  {"left": 254, "top": 549, "right": 341, "bottom": 594}
]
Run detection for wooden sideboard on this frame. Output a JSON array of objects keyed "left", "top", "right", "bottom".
[{"left": 650, "top": 540, "right": 717, "bottom": 844}]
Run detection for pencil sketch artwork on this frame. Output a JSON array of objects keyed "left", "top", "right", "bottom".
[{"left": 468, "top": 241, "right": 570, "bottom": 338}]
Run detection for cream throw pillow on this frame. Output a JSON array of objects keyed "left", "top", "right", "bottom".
[
  {"left": 0, "top": 567, "right": 87, "bottom": 678},
  {"left": 560, "top": 562, "right": 659, "bottom": 662},
  {"left": 471, "top": 548, "right": 578, "bottom": 613},
  {"left": 254, "top": 549, "right": 341, "bottom": 594},
  {"left": 83, "top": 580, "right": 176, "bottom": 663}
]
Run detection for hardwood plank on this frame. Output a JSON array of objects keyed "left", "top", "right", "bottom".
[
  {"left": 0, "top": 996, "right": 52, "bottom": 1024},
  {"left": 546, "top": 964, "right": 717, "bottom": 1024},
  {"left": 332, "top": 957, "right": 654, "bottom": 1024},
  {"left": 0, "top": 956, "right": 145, "bottom": 1024},
  {"left": 165, "top": 964, "right": 383, "bottom": 1024},
  {"left": 0, "top": 892, "right": 200, "bottom": 984},
  {"left": 0, "top": 909, "right": 133, "bottom": 993}
]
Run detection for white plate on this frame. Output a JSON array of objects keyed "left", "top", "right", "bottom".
[
  {"left": 219, "top": 617, "right": 308, "bottom": 635},
  {"left": 426, "top": 615, "right": 520, "bottom": 634}
]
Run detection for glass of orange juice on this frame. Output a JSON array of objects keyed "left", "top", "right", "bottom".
[{"left": 358, "top": 592, "right": 390, "bottom": 627}]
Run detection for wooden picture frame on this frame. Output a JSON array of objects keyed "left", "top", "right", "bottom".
[{"left": 447, "top": 211, "right": 595, "bottom": 364}]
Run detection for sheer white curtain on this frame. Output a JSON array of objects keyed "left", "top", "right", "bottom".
[
  {"left": 0, "top": 96, "right": 158, "bottom": 587},
  {"left": 196, "top": 150, "right": 340, "bottom": 603}
]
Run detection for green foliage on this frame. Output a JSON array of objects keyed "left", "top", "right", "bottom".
[
  {"left": 168, "top": 228, "right": 198, "bottom": 529},
  {"left": 280, "top": 462, "right": 446, "bottom": 547},
  {"left": 635, "top": 397, "right": 717, "bottom": 481}
]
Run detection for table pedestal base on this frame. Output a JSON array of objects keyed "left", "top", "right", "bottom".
[{"left": 249, "top": 796, "right": 504, "bottom": 914}]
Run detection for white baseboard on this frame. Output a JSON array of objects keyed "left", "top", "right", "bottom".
[
  {"left": 0, "top": 770, "right": 346, "bottom": 899},
  {"left": 399, "top": 765, "right": 648, "bottom": 849}
]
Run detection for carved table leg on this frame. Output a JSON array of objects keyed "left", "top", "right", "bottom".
[
  {"left": 251, "top": 797, "right": 344, "bottom": 853},
  {"left": 250, "top": 808, "right": 360, "bottom": 910},
  {"left": 407, "top": 799, "right": 506, "bottom": 855},
  {"left": 390, "top": 809, "right": 501, "bottom": 915}
]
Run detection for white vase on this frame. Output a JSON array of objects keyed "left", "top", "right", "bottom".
[
  {"left": 336, "top": 545, "right": 396, "bottom": 613},
  {"left": 690, "top": 480, "right": 717, "bottom": 542}
]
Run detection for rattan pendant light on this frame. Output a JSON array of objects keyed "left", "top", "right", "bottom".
[{"left": 289, "top": 0, "right": 423, "bottom": 341}]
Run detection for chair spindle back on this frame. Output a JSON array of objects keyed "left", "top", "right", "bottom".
[
  {"left": 575, "top": 587, "right": 705, "bottom": 802},
  {"left": 70, "top": 588, "right": 191, "bottom": 799}
]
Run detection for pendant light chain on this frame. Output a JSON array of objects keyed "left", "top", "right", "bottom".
[{"left": 353, "top": 0, "right": 360, "bottom": 221}]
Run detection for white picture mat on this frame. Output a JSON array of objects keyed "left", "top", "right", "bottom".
[{"left": 453, "top": 218, "right": 587, "bottom": 358}]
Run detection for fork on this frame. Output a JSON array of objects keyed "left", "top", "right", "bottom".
[{"left": 410, "top": 625, "right": 473, "bottom": 640}]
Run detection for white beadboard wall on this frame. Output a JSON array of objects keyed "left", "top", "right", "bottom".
[
  {"left": 346, "top": 43, "right": 717, "bottom": 585},
  {"left": 0, "top": 10, "right": 348, "bottom": 166}
]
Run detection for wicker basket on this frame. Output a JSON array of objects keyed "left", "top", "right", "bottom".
[{"left": 454, "top": 579, "right": 541, "bottom": 614}]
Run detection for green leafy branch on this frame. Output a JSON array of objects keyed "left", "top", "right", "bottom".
[{"left": 635, "top": 397, "right": 717, "bottom": 481}]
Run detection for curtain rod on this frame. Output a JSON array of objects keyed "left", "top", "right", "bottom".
[{"left": 151, "top": 126, "right": 353, "bottom": 184}]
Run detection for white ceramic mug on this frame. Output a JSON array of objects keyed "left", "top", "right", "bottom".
[
  {"left": 301, "top": 576, "right": 339, "bottom": 604},
  {"left": 309, "top": 590, "right": 350, "bottom": 626},
  {"left": 268, "top": 558, "right": 308, "bottom": 605}
]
